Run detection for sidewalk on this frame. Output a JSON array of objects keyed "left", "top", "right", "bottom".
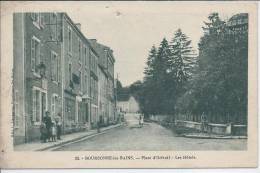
[
  {"left": 14, "top": 124, "right": 122, "bottom": 151},
  {"left": 180, "top": 132, "right": 247, "bottom": 139}
]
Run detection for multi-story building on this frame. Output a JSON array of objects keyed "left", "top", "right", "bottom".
[
  {"left": 107, "top": 48, "right": 116, "bottom": 124},
  {"left": 90, "top": 39, "right": 109, "bottom": 125},
  {"left": 89, "top": 49, "right": 99, "bottom": 127},
  {"left": 61, "top": 13, "right": 99, "bottom": 132},
  {"left": 13, "top": 13, "right": 62, "bottom": 144},
  {"left": 89, "top": 39, "right": 116, "bottom": 125},
  {"left": 227, "top": 13, "right": 248, "bottom": 32},
  {"left": 13, "top": 12, "right": 116, "bottom": 145}
]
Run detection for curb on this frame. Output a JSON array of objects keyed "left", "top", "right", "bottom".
[
  {"left": 36, "top": 124, "right": 123, "bottom": 151},
  {"left": 181, "top": 135, "right": 247, "bottom": 139}
]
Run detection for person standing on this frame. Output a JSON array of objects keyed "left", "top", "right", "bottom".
[
  {"left": 40, "top": 122, "right": 47, "bottom": 143},
  {"left": 201, "top": 112, "right": 207, "bottom": 132},
  {"left": 55, "top": 113, "right": 62, "bottom": 140},
  {"left": 97, "top": 116, "right": 102, "bottom": 133},
  {"left": 51, "top": 121, "right": 57, "bottom": 142},
  {"left": 140, "top": 114, "right": 144, "bottom": 127},
  {"left": 43, "top": 111, "right": 52, "bottom": 142},
  {"left": 139, "top": 114, "right": 143, "bottom": 127}
]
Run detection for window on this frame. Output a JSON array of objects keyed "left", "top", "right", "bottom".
[
  {"left": 65, "top": 98, "right": 75, "bottom": 121},
  {"left": 79, "top": 71, "right": 82, "bottom": 90},
  {"left": 51, "top": 94, "right": 59, "bottom": 118},
  {"left": 14, "top": 90, "right": 19, "bottom": 128},
  {"left": 31, "top": 13, "right": 43, "bottom": 29},
  {"left": 76, "top": 101, "right": 81, "bottom": 123},
  {"left": 78, "top": 39, "right": 81, "bottom": 62},
  {"left": 51, "top": 51, "right": 59, "bottom": 82},
  {"left": 84, "top": 47, "right": 87, "bottom": 66},
  {"left": 68, "top": 27, "right": 72, "bottom": 53},
  {"left": 31, "top": 36, "right": 41, "bottom": 74},
  {"left": 31, "top": 13, "right": 36, "bottom": 21},
  {"left": 84, "top": 74, "right": 88, "bottom": 93},
  {"left": 32, "top": 88, "right": 47, "bottom": 124},
  {"left": 40, "top": 13, "right": 45, "bottom": 28},
  {"left": 50, "top": 13, "right": 57, "bottom": 41},
  {"left": 68, "top": 63, "right": 72, "bottom": 81}
]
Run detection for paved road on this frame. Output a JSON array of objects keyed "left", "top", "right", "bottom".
[{"left": 55, "top": 113, "right": 246, "bottom": 151}]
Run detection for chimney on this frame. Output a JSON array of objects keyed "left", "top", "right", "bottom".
[{"left": 75, "top": 23, "right": 81, "bottom": 31}]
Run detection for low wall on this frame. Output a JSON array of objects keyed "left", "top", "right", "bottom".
[
  {"left": 175, "top": 120, "right": 247, "bottom": 136},
  {"left": 207, "top": 123, "right": 231, "bottom": 135},
  {"left": 232, "top": 125, "right": 247, "bottom": 136},
  {"left": 149, "top": 115, "right": 170, "bottom": 122},
  {"left": 175, "top": 120, "right": 201, "bottom": 131}
]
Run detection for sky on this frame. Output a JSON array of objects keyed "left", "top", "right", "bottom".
[{"left": 66, "top": 2, "right": 244, "bottom": 87}]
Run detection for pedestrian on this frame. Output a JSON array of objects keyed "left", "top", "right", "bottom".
[
  {"left": 40, "top": 122, "right": 47, "bottom": 143},
  {"left": 139, "top": 114, "right": 142, "bottom": 127},
  {"left": 140, "top": 114, "right": 144, "bottom": 127},
  {"left": 43, "top": 111, "right": 52, "bottom": 142},
  {"left": 97, "top": 116, "right": 102, "bottom": 133},
  {"left": 51, "top": 121, "right": 57, "bottom": 142},
  {"left": 55, "top": 113, "right": 62, "bottom": 140},
  {"left": 201, "top": 112, "right": 207, "bottom": 132}
]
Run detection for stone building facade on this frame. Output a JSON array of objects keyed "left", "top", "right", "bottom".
[
  {"left": 89, "top": 39, "right": 116, "bottom": 126},
  {"left": 13, "top": 12, "right": 116, "bottom": 145},
  {"left": 61, "top": 13, "right": 98, "bottom": 132},
  {"left": 13, "top": 13, "right": 62, "bottom": 144}
]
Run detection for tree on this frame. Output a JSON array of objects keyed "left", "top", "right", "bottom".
[
  {"left": 169, "top": 29, "right": 196, "bottom": 85},
  {"left": 177, "top": 13, "right": 248, "bottom": 124},
  {"left": 144, "top": 45, "right": 157, "bottom": 82}
]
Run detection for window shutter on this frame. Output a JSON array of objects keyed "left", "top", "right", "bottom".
[
  {"left": 55, "top": 55, "right": 58, "bottom": 81},
  {"left": 38, "top": 43, "right": 41, "bottom": 65},
  {"left": 50, "top": 15, "right": 53, "bottom": 40},
  {"left": 31, "top": 39, "right": 35, "bottom": 72},
  {"left": 50, "top": 53, "right": 54, "bottom": 80},
  {"left": 54, "top": 21, "right": 57, "bottom": 41},
  {"left": 32, "top": 90, "right": 36, "bottom": 122},
  {"left": 57, "top": 56, "right": 60, "bottom": 82}
]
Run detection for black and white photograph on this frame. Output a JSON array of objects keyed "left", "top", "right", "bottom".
[{"left": 0, "top": 1, "right": 258, "bottom": 169}]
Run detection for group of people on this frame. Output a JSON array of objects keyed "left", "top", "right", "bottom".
[{"left": 40, "top": 111, "right": 62, "bottom": 143}]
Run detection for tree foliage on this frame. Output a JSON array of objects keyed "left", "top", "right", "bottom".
[
  {"left": 176, "top": 13, "right": 248, "bottom": 124},
  {"left": 120, "top": 13, "right": 248, "bottom": 125}
]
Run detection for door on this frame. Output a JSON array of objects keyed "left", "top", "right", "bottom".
[{"left": 41, "top": 92, "right": 47, "bottom": 121}]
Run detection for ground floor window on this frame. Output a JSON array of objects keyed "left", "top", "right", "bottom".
[
  {"left": 91, "top": 106, "right": 98, "bottom": 124},
  {"left": 65, "top": 98, "right": 75, "bottom": 122},
  {"left": 51, "top": 94, "right": 59, "bottom": 119}
]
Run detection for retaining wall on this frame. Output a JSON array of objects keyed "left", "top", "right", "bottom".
[{"left": 175, "top": 120, "right": 247, "bottom": 136}]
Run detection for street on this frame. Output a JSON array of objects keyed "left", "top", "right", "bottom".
[{"left": 54, "top": 113, "right": 247, "bottom": 151}]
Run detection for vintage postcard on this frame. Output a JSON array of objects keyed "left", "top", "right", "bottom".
[{"left": 0, "top": 1, "right": 258, "bottom": 168}]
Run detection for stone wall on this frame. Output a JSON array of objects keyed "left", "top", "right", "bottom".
[{"left": 175, "top": 120, "right": 247, "bottom": 136}]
